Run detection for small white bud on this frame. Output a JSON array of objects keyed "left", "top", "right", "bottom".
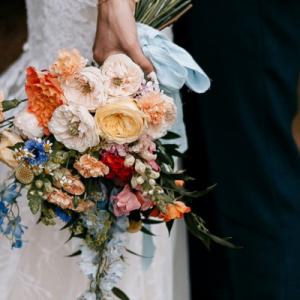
[
  {"left": 150, "top": 170, "right": 160, "bottom": 179},
  {"left": 149, "top": 179, "right": 156, "bottom": 186},
  {"left": 135, "top": 159, "right": 146, "bottom": 174},
  {"left": 124, "top": 154, "right": 135, "bottom": 167},
  {"left": 136, "top": 176, "right": 145, "bottom": 185}
]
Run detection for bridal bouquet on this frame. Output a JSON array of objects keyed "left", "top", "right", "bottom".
[{"left": 0, "top": 2, "right": 235, "bottom": 300}]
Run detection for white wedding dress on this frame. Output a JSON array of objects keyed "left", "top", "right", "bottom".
[{"left": 0, "top": 1, "right": 190, "bottom": 300}]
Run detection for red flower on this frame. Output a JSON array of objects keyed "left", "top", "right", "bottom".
[{"left": 101, "top": 152, "right": 134, "bottom": 184}]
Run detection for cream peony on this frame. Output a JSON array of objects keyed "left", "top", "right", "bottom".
[
  {"left": 48, "top": 105, "right": 99, "bottom": 152},
  {"left": 0, "top": 130, "right": 23, "bottom": 168},
  {"left": 138, "top": 92, "right": 177, "bottom": 139},
  {"left": 14, "top": 109, "right": 44, "bottom": 139},
  {"left": 101, "top": 54, "right": 144, "bottom": 97},
  {"left": 95, "top": 98, "right": 146, "bottom": 144},
  {"left": 63, "top": 67, "right": 107, "bottom": 111}
]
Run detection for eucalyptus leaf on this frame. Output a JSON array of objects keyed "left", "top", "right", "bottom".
[{"left": 112, "top": 287, "right": 130, "bottom": 300}]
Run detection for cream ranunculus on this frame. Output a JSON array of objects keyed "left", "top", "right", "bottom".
[
  {"left": 0, "top": 130, "right": 23, "bottom": 168},
  {"left": 101, "top": 54, "right": 144, "bottom": 97},
  {"left": 14, "top": 109, "right": 44, "bottom": 139},
  {"left": 62, "top": 66, "right": 107, "bottom": 111},
  {"left": 48, "top": 105, "right": 99, "bottom": 152},
  {"left": 95, "top": 98, "right": 146, "bottom": 144}
]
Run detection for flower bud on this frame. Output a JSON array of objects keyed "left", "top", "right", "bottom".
[
  {"left": 124, "top": 154, "right": 135, "bottom": 167},
  {"left": 35, "top": 180, "right": 44, "bottom": 189},
  {"left": 136, "top": 176, "right": 145, "bottom": 185},
  {"left": 150, "top": 170, "right": 160, "bottom": 179},
  {"left": 135, "top": 159, "right": 146, "bottom": 174},
  {"left": 149, "top": 179, "right": 156, "bottom": 186}
]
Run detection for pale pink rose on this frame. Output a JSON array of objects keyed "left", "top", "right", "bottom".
[
  {"left": 136, "top": 191, "right": 154, "bottom": 211},
  {"left": 112, "top": 184, "right": 141, "bottom": 217},
  {"left": 62, "top": 67, "right": 108, "bottom": 111},
  {"left": 101, "top": 54, "right": 144, "bottom": 97}
]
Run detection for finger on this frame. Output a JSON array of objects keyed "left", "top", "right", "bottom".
[{"left": 126, "top": 46, "right": 155, "bottom": 74}]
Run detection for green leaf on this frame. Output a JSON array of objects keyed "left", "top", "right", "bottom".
[
  {"left": 126, "top": 248, "right": 152, "bottom": 259},
  {"left": 166, "top": 219, "right": 174, "bottom": 235},
  {"left": 185, "top": 213, "right": 240, "bottom": 249},
  {"left": 66, "top": 250, "right": 82, "bottom": 258},
  {"left": 27, "top": 190, "right": 43, "bottom": 215},
  {"left": 161, "top": 131, "right": 181, "bottom": 140},
  {"left": 142, "top": 218, "right": 164, "bottom": 225},
  {"left": 112, "top": 287, "right": 130, "bottom": 300},
  {"left": 2, "top": 99, "right": 26, "bottom": 112},
  {"left": 141, "top": 226, "right": 156, "bottom": 236},
  {"left": 8, "top": 142, "right": 24, "bottom": 151}
]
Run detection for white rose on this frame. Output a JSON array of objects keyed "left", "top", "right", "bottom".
[
  {"left": 48, "top": 105, "right": 99, "bottom": 153},
  {"left": 14, "top": 110, "right": 44, "bottom": 139},
  {"left": 101, "top": 54, "right": 144, "bottom": 97},
  {"left": 63, "top": 67, "right": 107, "bottom": 111}
]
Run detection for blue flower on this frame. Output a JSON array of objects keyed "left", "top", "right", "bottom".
[
  {"left": 24, "top": 139, "right": 49, "bottom": 166},
  {"left": 0, "top": 202, "right": 8, "bottom": 215},
  {"left": 1, "top": 183, "right": 19, "bottom": 204},
  {"left": 55, "top": 207, "right": 72, "bottom": 223}
]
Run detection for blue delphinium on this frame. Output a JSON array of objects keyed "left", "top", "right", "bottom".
[
  {"left": 1, "top": 183, "right": 20, "bottom": 204},
  {"left": 23, "top": 139, "right": 49, "bottom": 166},
  {"left": 55, "top": 207, "right": 72, "bottom": 223},
  {"left": 0, "top": 182, "right": 26, "bottom": 249}
]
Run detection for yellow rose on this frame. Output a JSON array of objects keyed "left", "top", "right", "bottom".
[{"left": 95, "top": 98, "right": 146, "bottom": 144}]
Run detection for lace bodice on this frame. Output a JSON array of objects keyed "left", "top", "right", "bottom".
[{"left": 25, "top": 0, "right": 98, "bottom": 68}]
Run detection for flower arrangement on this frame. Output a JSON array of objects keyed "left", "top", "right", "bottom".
[
  {"left": 0, "top": 0, "right": 241, "bottom": 298},
  {"left": 0, "top": 49, "right": 235, "bottom": 299}
]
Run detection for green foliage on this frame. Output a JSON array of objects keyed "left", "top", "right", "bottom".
[
  {"left": 2, "top": 99, "right": 26, "bottom": 112},
  {"left": 27, "top": 189, "right": 43, "bottom": 215},
  {"left": 185, "top": 213, "right": 239, "bottom": 250},
  {"left": 136, "top": 0, "right": 192, "bottom": 30},
  {"left": 112, "top": 287, "right": 130, "bottom": 300}
]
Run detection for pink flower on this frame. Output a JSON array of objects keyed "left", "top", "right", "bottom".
[
  {"left": 112, "top": 185, "right": 141, "bottom": 217},
  {"left": 148, "top": 160, "right": 160, "bottom": 172},
  {"left": 136, "top": 191, "right": 154, "bottom": 211}
]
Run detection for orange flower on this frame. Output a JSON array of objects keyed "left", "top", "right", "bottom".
[
  {"left": 47, "top": 189, "right": 73, "bottom": 210},
  {"left": 175, "top": 180, "right": 185, "bottom": 188},
  {"left": 74, "top": 154, "right": 109, "bottom": 178},
  {"left": 26, "top": 67, "right": 64, "bottom": 135},
  {"left": 151, "top": 201, "right": 191, "bottom": 222},
  {"left": 50, "top": 49, "right": 87, "bottom": 80},
  {"left": 47, "top": 188, "right": 94, "bottom": 212}
]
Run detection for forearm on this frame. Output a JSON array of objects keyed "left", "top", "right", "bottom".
[{"left": 94, "top": 0, "right": 153, "bottom": 73}]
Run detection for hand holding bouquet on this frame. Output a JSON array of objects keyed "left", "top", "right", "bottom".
[{"left": 0, "top": 2, "right": 236, "bottom": 299}]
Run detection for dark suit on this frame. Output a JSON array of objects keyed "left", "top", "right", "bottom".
[{"left": 174, "top": 1, "right": 300, "bottom": 299}]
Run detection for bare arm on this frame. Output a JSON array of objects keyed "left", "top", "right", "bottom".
[{"left": 93, "top": 0, "right": 154, "bottom": 73}]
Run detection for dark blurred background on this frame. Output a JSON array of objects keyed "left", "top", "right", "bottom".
[{"left": 0, "top": 0, "right": 27, "bottom": 73}]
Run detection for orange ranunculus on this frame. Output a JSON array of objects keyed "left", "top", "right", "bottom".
[
  {"left": 151, "top": 201, "right": 191, "bottom": 222},
  {"left": 26, "top": 67, "right": 64, "bottom": 135}
]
